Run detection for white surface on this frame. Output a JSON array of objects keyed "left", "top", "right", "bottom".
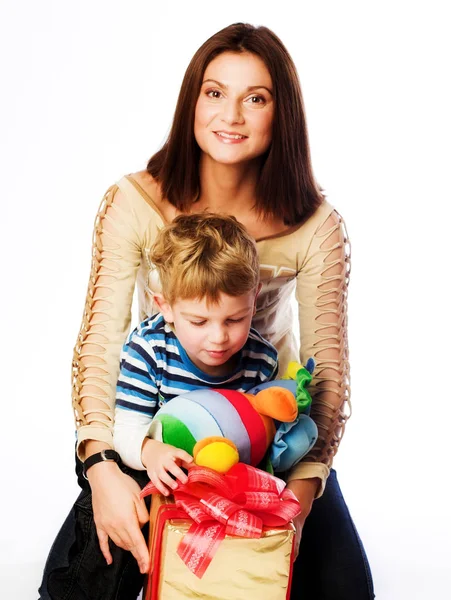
[{"left": 0, "top": 1, "right": 449, "bottom": 598}]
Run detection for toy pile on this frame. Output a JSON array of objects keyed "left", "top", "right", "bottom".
[{"left": 141, "top": 361, "right": 317, "bottom": 600}]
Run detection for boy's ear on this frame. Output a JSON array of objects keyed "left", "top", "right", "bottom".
[{"left": 153, "top": 293, "right": 174, "bottom": 323}]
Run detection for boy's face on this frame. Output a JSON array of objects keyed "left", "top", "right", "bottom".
[{"left": 156, "top": 290, "right": 258, "bottom": 376}]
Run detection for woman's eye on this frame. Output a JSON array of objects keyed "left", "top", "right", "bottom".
[
  {"left": 247, "top": 95, "right": 265, "bottom": 105},
  {"left": 206, "top": 90, "right": 222, "bottom": 99}
]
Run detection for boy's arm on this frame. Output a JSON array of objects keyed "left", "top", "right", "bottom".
[
  {"left": 113, "top": 327, "right": 159, "bottom": 469},
  {"left": 114, "top": 409, "right": 155, "bottom": 470}
]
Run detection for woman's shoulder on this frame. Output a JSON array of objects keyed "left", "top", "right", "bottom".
[
  {"left": 256, "top": 198, "right": 347, "bottom": 273},
  {"left": 295, "top": 198, "right": 348, "bottom": 259},
  {"left": 257, "top": 198, "right": 337, "bottom": 246},
  {"left": 303, "top": 198, "right": 339, "bottom": 232},
  {"left": 125, "top": 170, "right": 162, "bottom": 202},
  {"left": 93, "top": 171, "right": 169, "bottom": 247},
  {"left": 111, "top": 171, "right": 160, "bottom": 215},
  {"left": 116, "top": 170, "right": 177, "bottom": 224},
  {"left": 290, "top": 198, "right": 347, "bottom": 247}
]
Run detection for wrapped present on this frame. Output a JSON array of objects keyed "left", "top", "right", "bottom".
[{"left": 141, "top": 464, "right": 300, "bottom": 600}]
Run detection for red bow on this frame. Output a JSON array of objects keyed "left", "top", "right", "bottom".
[{"left": 140, "top": 463, "right": 301, "bottom": 578}]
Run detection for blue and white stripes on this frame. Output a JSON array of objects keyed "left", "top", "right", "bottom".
[{"left": 114, "top": 313, "right": 278, "bottom": 469}]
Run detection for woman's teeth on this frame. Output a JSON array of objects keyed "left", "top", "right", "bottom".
[{"left": 216, "top": 132, "right": 246, "bottom": 139}]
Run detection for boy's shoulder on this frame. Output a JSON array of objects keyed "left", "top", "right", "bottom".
[
  {"left": 136, "top": 312, "right": 166, "bottom": 336},
  {"left": 244, "top": 327, "right": 278, "bottom": 362},
  {"left": 130, "top": 313, "right": 175, "bottom": 347}
]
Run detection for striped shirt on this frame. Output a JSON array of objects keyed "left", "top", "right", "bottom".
[{"left": 114, "top": 313, "right": 278, "bottom": 469}]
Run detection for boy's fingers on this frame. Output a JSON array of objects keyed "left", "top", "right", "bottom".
[
  {"left": 150, "top": 473, "right": 171, "bottom": 496},
  {"left": 158, "top": 468, "right": 180, "bottom": 490},
  {"left": 97, "top": 528, "right": 113, "bottom": 565},
  {"left": 167, "top": 462, "right": 189, "bottom": 484},
  {"left": 174, "top": 449, "right": 194, "bottom": 464},
  {"left": 156, "top": 481, "right": 171, "bottom": 496}
]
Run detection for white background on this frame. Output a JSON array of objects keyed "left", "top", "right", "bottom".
[{"left": 1, "top": 1, "right": 450, "bottom": 598}]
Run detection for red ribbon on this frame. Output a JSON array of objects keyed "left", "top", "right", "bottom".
[{"left": 140, "top": 463, "right": 301, "bottom": 578}]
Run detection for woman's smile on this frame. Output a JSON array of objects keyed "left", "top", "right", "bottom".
[
  {"left": 195, "top": 51, "right": 274, "bottom": 166},
  {"left": 213, "top": 130, "right": 248, "bottom": 143}
]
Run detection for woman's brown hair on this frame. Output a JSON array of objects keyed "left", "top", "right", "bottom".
[{"left": 147, "top": 23, "right": 323, "bottom": 226}]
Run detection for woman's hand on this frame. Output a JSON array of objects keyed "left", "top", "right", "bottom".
[
  {"left": 88, "top": 461, "right": 150, "bottom": 574},
  {"left": 141, "top": 438, "right": 193, "bottom": 496},
  {"left": 286, "top": 477, "right": 320, "bottom": 559}
]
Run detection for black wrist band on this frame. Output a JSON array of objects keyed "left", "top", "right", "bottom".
[{"left": 83, "top": 449, "right": 121, "bottom": 479}]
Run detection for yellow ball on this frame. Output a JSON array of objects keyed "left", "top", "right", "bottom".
[{"left": 194, "top": 441, "right": 239, "bottom": 473}]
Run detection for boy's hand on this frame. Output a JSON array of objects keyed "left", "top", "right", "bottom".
[{"left": 142, "top": 438, "right": 193, "bottom": 496}]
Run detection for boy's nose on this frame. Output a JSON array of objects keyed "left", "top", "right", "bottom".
[{"left": 208, "top": 326, "right": 228, "bottom": 344}]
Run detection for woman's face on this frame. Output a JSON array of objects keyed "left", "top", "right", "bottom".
[{"left": 194, "top": 52, "right": 274, "bottom": 166}]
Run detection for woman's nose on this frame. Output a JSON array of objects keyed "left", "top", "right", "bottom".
[{"left": 221, "top": 98, "right": 244, "bottom": 125}]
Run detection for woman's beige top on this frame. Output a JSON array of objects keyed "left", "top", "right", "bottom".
[{"left": 72, "top": 175, "right": 351, "bottom": 496}]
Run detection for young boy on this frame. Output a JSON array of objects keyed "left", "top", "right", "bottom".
[{"left": 113, "top": 213, "right": 278, "bottom": 497}]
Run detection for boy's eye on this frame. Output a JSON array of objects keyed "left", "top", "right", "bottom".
[
  {"left": 227, "top": 318, "right": 245, "bottom": 324},
  {"left": 190, "top": 321, "right": 206, "bottom": 327}
]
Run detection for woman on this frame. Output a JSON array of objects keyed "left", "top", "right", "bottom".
[{"left": 40, "top": 23, "right": 374, "bottom": 600}]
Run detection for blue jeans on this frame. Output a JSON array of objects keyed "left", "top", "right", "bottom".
[
  {"left": 38, "top": 462, "right": 374, "bottom": 599},
  {"left": 291, "top": 469, "right": 375, "bottom": 599}
]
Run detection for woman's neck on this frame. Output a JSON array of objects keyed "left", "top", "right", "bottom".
[{"left": 194, "top": 154, "right": 260, "bottom": 215}]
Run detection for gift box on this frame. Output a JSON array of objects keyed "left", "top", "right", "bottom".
[{"left": 142, "top": 464, "right": 299, "bottom": 600}]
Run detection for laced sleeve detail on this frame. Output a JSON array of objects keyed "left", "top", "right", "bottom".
[
  {"left": 72, "top": 184, "right": 142, "bottom": 459},
  {"left": 287, "top": 208, "right": 351, "bottom": 492}
]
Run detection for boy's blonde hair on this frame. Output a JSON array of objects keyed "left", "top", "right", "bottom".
[{"left": 150, "top": 213, "right": 259, "bottom": 304}]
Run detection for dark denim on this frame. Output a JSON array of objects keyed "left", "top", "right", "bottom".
[
  {"left": 38, "top": 459, "right": 150, "bottom": 600},
  {"left": 39, "top": 464, "right": 374, "bottom": 599},
  {"left": 291, "top": 469, "right": 375, "bottom": 599}
]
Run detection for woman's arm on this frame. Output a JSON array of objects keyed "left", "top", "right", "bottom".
[
  {"left": 285, "top": 208, "right": 351, "bottom": 555},
  {"left": 288, "top": 209, "right": 351, "bottom": 495},
  {"left": 71, "top": 181, "right": 152, "bottom": 572},
  {"left": 72, "top": 183, "right": 143, "bottom": 460},
  {"left": 87, "top": 460, "right": 150, "bottom": 573}
]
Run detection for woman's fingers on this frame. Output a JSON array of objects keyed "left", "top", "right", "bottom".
[
  {"left": 126, "top": 526, "right": 150, "bottom": 574},
  {"left": 89, "top": 467, "right": 152, "bottom": 573},
  {"left": 132, "top": 498, "right": 151, "bottom": 572},
  {"left": 97, "top": 527, "right": 113, "bottom": 565},
  {"left": 98, "top": 516, "right": 150, "bottom": 574},
  {"left": 135, "top": 496, "right": 150, "bottom": 527},
  {"left": 292, "top": 514, "right": 304, "bottom": 560}
]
